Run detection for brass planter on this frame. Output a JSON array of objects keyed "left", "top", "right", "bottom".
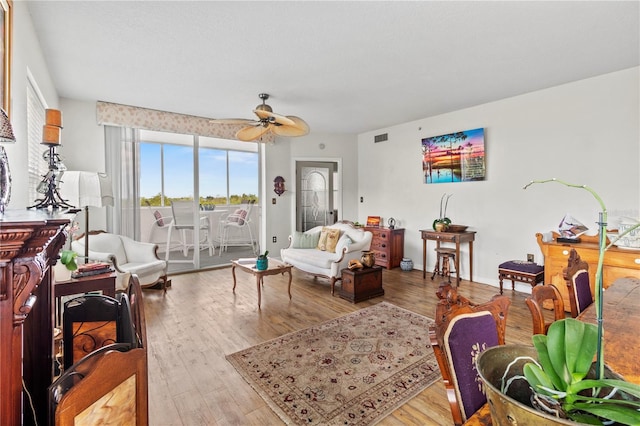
[{"left": 476, "top": 345, "right": 581, "bottom": 425}]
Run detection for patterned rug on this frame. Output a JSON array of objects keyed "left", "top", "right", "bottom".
[{"left": 226, "top": 302, "right": 440, "bottom": 425}]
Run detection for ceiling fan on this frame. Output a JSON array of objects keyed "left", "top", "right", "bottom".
[{"left": 212, "top": 93, "right": 310, "bottom": 142}]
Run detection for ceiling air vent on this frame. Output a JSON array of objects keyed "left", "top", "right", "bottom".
[{"left": 374, "top": 133, "right": 388, "bottom": 143}]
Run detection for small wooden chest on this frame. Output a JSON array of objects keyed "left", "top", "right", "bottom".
[{"left": 340, "top": 266, "right": 384, "bottom": 303}]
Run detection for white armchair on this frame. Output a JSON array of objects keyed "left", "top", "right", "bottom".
[{"left": 72, "top": 232, "right": 169, "bottom": 291}]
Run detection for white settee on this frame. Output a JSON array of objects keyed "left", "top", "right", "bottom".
[
  {"left": 281, "top": 222, "right": 373, "bottom": 294},
  {"left": 72, "top": 232, "right": 168, "bottom": 291}
]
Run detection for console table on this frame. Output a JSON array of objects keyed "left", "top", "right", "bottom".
[
  {"left": 0, "top": 210, "right": 73, "bottom": 425},
  {"left": 421, "top": 230, "right": 476, "bottom": 285},
  {"left": 536, "top": 232, "right": 640, "bottom": 312}
]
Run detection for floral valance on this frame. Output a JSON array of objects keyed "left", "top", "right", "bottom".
[{"left": 96, "top": 101, "right": 274, "bottom": 143}]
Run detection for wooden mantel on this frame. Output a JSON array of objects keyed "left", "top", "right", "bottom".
[{"left": 0, "top": 209, "right": 74, "bottom": 425}]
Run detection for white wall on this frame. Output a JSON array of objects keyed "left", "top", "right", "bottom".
[
  {"left": 358, "top": 67, "right": 640, "bottom": 290},
  {"left": 6, "top": 2, "right": 59, "bottom": 208},
  {"left": 263, "top": 132, "right": 358, "bottom": 256}
]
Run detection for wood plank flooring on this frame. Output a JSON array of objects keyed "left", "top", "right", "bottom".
[{"left": 143, "top": 266, "right": 534, "bottom": 425}]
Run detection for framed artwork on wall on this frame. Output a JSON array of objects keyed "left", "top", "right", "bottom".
[
  {"left": 0, "top": 0, "right": 10, "bottom": 116},
  {"left": 421, "top": 128, "right": 486, "bottom": 184}
]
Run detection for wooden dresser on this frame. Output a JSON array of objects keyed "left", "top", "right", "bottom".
[
  {"left": 0, "top": 210, "right": 72, "bottom": 425},
  {"left": 365, "top": 227, "right": 405, "bottom": 269},
  {"left": 536, "top": 232, "right": 640, "bottom": 312}
]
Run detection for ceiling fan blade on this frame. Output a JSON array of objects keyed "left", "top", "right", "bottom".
[
  {"left": 271, "top": 116, "right": 310, "bottom": 137},
  {"left": 236, "top": 124, "right": 270, "bottom": 141},
  {"left": 253, "top": 109, "right": 296, "bottom": 127},
  {"left": 209, "top": 118, "right": 257, "bottom": 125}
]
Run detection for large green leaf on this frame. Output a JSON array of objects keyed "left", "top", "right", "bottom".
[
  {"left": 570, "top": 402, "right": 640, "bottom": 425},
  {"left": 563, "top": 318, "right": 598, "bottom": 383},
  {"left": 546, "top": 320, "right": 572, "bottom": 388},
  {"left": 532, "top": 332, "right": 567, "bottom": 391},
  {"left": 523, "top": 363, "right": 555, "bottom": 397}
]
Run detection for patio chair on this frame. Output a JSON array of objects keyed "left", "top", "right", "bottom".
[
  {"left": 165, "top": 200, "right": 214, "bottom": 262},
  {"left": 217, "top": 199, "right": 257, "bottom": 255}
]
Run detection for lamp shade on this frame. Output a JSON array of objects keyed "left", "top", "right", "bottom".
[{"left": 62, "top": 171, "right": 114, "bottom": 208}]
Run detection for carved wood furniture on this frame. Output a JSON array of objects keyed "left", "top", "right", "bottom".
[
  {"left": 562, "top": 248, "right": 593, "bottom": 317},
  {"left": 0, "top": 210, "right": 73, "bottom": 425},
  {"left": 429, "top": 285, "right": 510, "bottom": 425},
  {"left": 339, "top": 265, "right": 384, "bottom": 303},
  {"left": 497, "top": 260, "right": 544, "bottom": 294},
  {"left": 536, "top": 231, "right": 640, "bottom": 312},
  {"left": 365, "top": 226, "right": 404, "bottom": 269},
  {"left": 525, "top": 284, "right": 565, "bottom": 335},
  {"left": 231, "top": 258, "right": 292, "bottom": 308},
  {"left": 421, "top": 229, "right": 476, "bottom": 286},
  {"left": 578, "top": 277, "right": 640, "bottom": 385},
  {"left": 50, "top": 274, "right": 148, "bottom": 425}
]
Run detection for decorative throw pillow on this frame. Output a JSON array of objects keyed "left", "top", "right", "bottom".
[
  {"left": 238, "top": 209, "right": 248, "bottom": 225},
  {"left": 317, "top": 227, "right": 330, "bottom": 251},
  {"left": 324, "top": 228, "right": 342, "bottom": 253},
  {"left": 229, "top": 209, "right": 243, "bottom": 223},
  {"left": 153, "top": 210, "right": 164, "bottom": 227},
  {"left": 292, "top": 231, "right": 321, "bottom": 249}
]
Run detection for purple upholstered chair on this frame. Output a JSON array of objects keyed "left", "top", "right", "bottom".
[
  {"left": 429, "top": 288, "right": 511, "bottom": 425},
  {"left": 563, "top": 249, "right": 593, "bottom": 317}
]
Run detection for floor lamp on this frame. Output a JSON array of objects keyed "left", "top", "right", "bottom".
[{"left": 61, "top": 171, "right": 114, "bottom": 261}]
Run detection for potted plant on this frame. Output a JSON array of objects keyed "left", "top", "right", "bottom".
[
  {"left": 433, "top": 193, "right": 452, "bottom": 231},
  {"left": 478, "top": 318, "right": 640, "bottom": 425},
  {"left": 256, "top": 250, "right": 269, "bottom": 271},
  {"left": 477, "top": 179, "right": 640, "bottom": 425}
]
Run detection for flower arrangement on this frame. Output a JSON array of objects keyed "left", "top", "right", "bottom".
[
  {"left": 519, "top": 178, "right": 640, "bottom": 424},
  {"left": 432, "top": 193, "right": 452, "bottom": 231},
  {"left": 59, "top": 221, "right": 79, "bottom": 271}
]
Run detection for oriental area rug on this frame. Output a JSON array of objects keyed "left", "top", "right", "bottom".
[{"left": 226, "top": 302, "right": 440, "bottom": 425}]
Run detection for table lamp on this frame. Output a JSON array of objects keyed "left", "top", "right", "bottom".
[
  {"left": 0, "top": 108, "right": 16, "bottom": 214},
  {"left": 62, "top": 171, "right": 114, "bottom": 260}
]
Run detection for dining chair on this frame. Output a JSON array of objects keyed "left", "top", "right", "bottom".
[
  {"left": 165, "top": 200, "right": 214, "bottom": 262},
  {"left": 429, "top": 286, "right": 511, "bottom": 425},
  {"left": 563, "top": 249, "right": 593, "bottom": 317},
  {"left": 525, "top": 284, "right": 565, "bottom": 335}
]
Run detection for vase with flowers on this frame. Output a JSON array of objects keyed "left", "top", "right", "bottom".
[
  {"left": 55, "top": 222, "right": 79, "bottom": 281},
  {"left": 433, "top": 193, "right": 452, "bottom": 231}
]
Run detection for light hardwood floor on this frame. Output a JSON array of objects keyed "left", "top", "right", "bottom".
[{"left": 143, "top": 266, "right": 534, "bottom": 425}]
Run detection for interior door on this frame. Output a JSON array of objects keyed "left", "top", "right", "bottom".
[{"left": 296, "top": 161, "right": 338, "bottom": 232}]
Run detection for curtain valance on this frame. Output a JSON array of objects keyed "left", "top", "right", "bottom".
[{"left": 96, "top": 101, "right": 274, "bottom": 143}]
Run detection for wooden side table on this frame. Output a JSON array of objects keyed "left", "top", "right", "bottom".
[
  {"left": 421, "top": 230, "right": 476, "bottom": 286},
  {"left": 231, "top": 258, "right": 292, "bottom": 309},
  {"left": 340, "top": 266, "right": 384, "bottom": 303}
]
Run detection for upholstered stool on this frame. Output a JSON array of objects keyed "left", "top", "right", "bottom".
[
  {"left": 498, "top": 260, "right": 544, "bottom": 294},
  {"left": 432, "top": 248, "right": 457, "bottom": 284}
]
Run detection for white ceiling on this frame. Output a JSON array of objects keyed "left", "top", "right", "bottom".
[{"left": 26, "top": 1, "right": 640, "bottom": 135}]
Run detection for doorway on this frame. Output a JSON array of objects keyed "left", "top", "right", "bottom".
[{"left": 295, "top": 161, "right": 339, "bottom": 232}]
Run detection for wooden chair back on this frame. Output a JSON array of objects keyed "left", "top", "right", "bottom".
[
  {"left": 525, "top": 284, "right": 565, "bottom": 335},
  {"left": 563, "top": 249, "right": 593, "bottom": 317},
  {"left": 429, "top": 286, "right": 511, "bottom": 425}
]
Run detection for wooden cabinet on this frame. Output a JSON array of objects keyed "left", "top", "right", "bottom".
[
  {"left": 365, "top": 227, "right": 405, "bottom": 269},
  {"left": 0, "top": 210, "right": 73, "bottom": 425},
  {"left": 536, "top": 232, "right": 640, "bottom": 312},
  {"left": 340, "top": 266, "right": 384, "bottom": 303}
]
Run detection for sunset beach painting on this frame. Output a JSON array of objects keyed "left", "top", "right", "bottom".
[{"left": 421, "top": 128, "right": 485, "bottom": 184}]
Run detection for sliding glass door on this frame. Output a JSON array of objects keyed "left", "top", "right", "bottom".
[{"left": 138, "top": 130, "right": 259, "bottom": 272}]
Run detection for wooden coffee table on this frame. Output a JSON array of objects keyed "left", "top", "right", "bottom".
[{"left": 231, "top": 258, "right": 292, "bottom": 308}]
